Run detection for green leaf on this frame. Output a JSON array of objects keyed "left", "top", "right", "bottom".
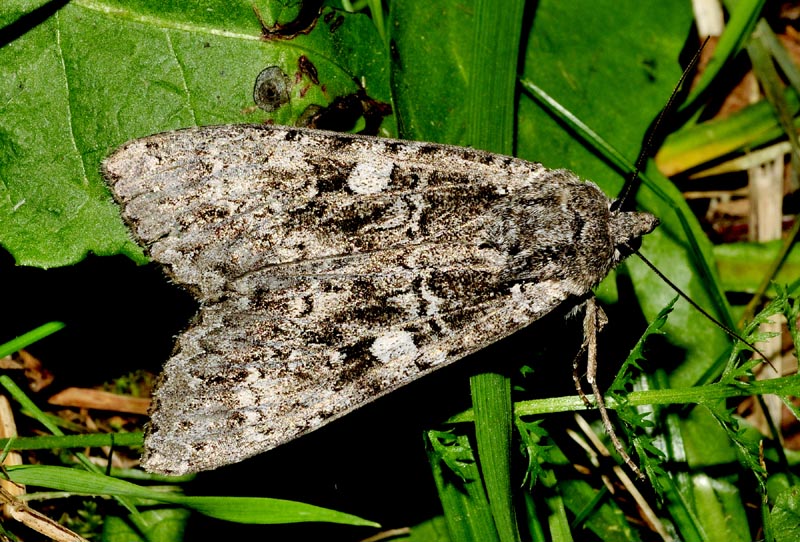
[
  {"left": 388, "top": 1, "right": 471, "bottom": 143},
  {"left": 471, "top": 371, "right": 517, "bottom": 541},
  {"left": 690, "top": 473, "right": 752, "bottom": 542},
  {"left": 103, "top": 507, "right": 190, "bottom": 542},
  {"left": 405, "top": 515, "right": 452, "bottom": 542},
  {"left": 714, "top": 241, "right": 800, "bottom": 294},
  {"left": 658, "top": 89, "right": 800, "bottom": 176},
  {"left": 462, "top": 0, "right": 525, "bottom": 539},
  {"left": 514, "top": 418, "right": 552, "bottom": 491},
  {"left": 771, "top": 485, "right": 800, "bottom": 542}
]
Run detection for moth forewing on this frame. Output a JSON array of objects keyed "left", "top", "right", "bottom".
[{"left": 103, "top": 124, "right": 658, "bottom": 475}]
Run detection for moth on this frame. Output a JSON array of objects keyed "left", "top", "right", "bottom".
[{"left": 103, "top": 124, "right": 658, "bottom": 475}]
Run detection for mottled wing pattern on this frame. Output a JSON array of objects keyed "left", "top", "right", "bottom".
[{"left": 103, "top": 125, "right": 617, "bottom": 474}]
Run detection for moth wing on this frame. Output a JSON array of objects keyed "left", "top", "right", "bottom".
[
  {"left": 103, "top": 124, "right": 555, "bottom": 300},
  {"left": 142, "top": 263, "right": 573, "bottom": 475}
]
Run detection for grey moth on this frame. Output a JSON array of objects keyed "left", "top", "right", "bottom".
[{"left": 103, "top": 124, "right": 658, "bottom": 475}]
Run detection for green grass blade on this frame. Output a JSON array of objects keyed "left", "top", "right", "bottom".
[
  {"left": 0, "top": 321, "right": 64, "bottom": 358},
  {"left": 0, "top": 432, "right": 143, "bottom": 450},
  {"left": 680, "top": 0, "right": 766, "bottom": 114},
  {"left": 471, "top": 372, "right": 517, "bottom": 541},
  {"left": 426, "top": 430, "right": 501, "bottom": 542},
  {"left": 4, "top": 465, "right": 379, "bottom": 526},
  {"left": 463, "top": 0, "right": 526, "bottom": 539}
]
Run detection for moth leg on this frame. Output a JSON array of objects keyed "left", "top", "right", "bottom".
[
  {"left": 572, "top": 296, "right": 608, "bottom": 407},
  {"left": 572, "top": 342, "right": 591, "bottom": 407},
  {"left": 583, "top": 297, "right": 644, "bottom": 480}
]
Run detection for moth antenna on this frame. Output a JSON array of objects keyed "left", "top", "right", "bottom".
[
  {"left": 613, "top": 37, "right": 710, "bottom": 212},
  {"left": 633, "top": 248, "right": 774, "bottom": 369},
  {"left": 621, "top": 38, "right": 774, "bottom": 365},
  {"left": 617, "top": 40, "right": 773, "bottom": 363}
]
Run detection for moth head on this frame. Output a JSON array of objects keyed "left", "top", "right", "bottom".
[{"left": 608, "top": 208, "right": 659, "bottom": 263}]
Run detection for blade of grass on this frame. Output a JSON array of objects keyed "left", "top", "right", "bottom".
[
  {"left": 426, "top": 430, "right": 501, "bottom": 542},
  {"left": 0, "top": 433, "right": 143, "bottom": 450},
  {"left": 658, "top": 88, "right": 800, "bottom": 176},
  {"left": 4, "top": 465, "right": 379, "bottom": 526},
  {"left": 470, "top": 373, "right": 516, "bottom": 539},
  {"left": 747, "top": 20, "right": 800, "bottom": 161},
  {"left": 679, "top": 0, "right": 766, "bottom": 114},
  {"left": 0, "top": 322, "right": 64, "bottom": 358},
  {"left": 2, "top": 352, "right": 150, "bottom": 528},
  {"left": 464, "top": 0, "right": 526, "bottom": 540}
]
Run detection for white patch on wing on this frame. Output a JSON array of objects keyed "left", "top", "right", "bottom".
[
  {"left": 347, "top": 159, "right": 393, "bottom": 194},
  {"left": 370, "top": 331, "right": 418, "bottom": 363}
]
